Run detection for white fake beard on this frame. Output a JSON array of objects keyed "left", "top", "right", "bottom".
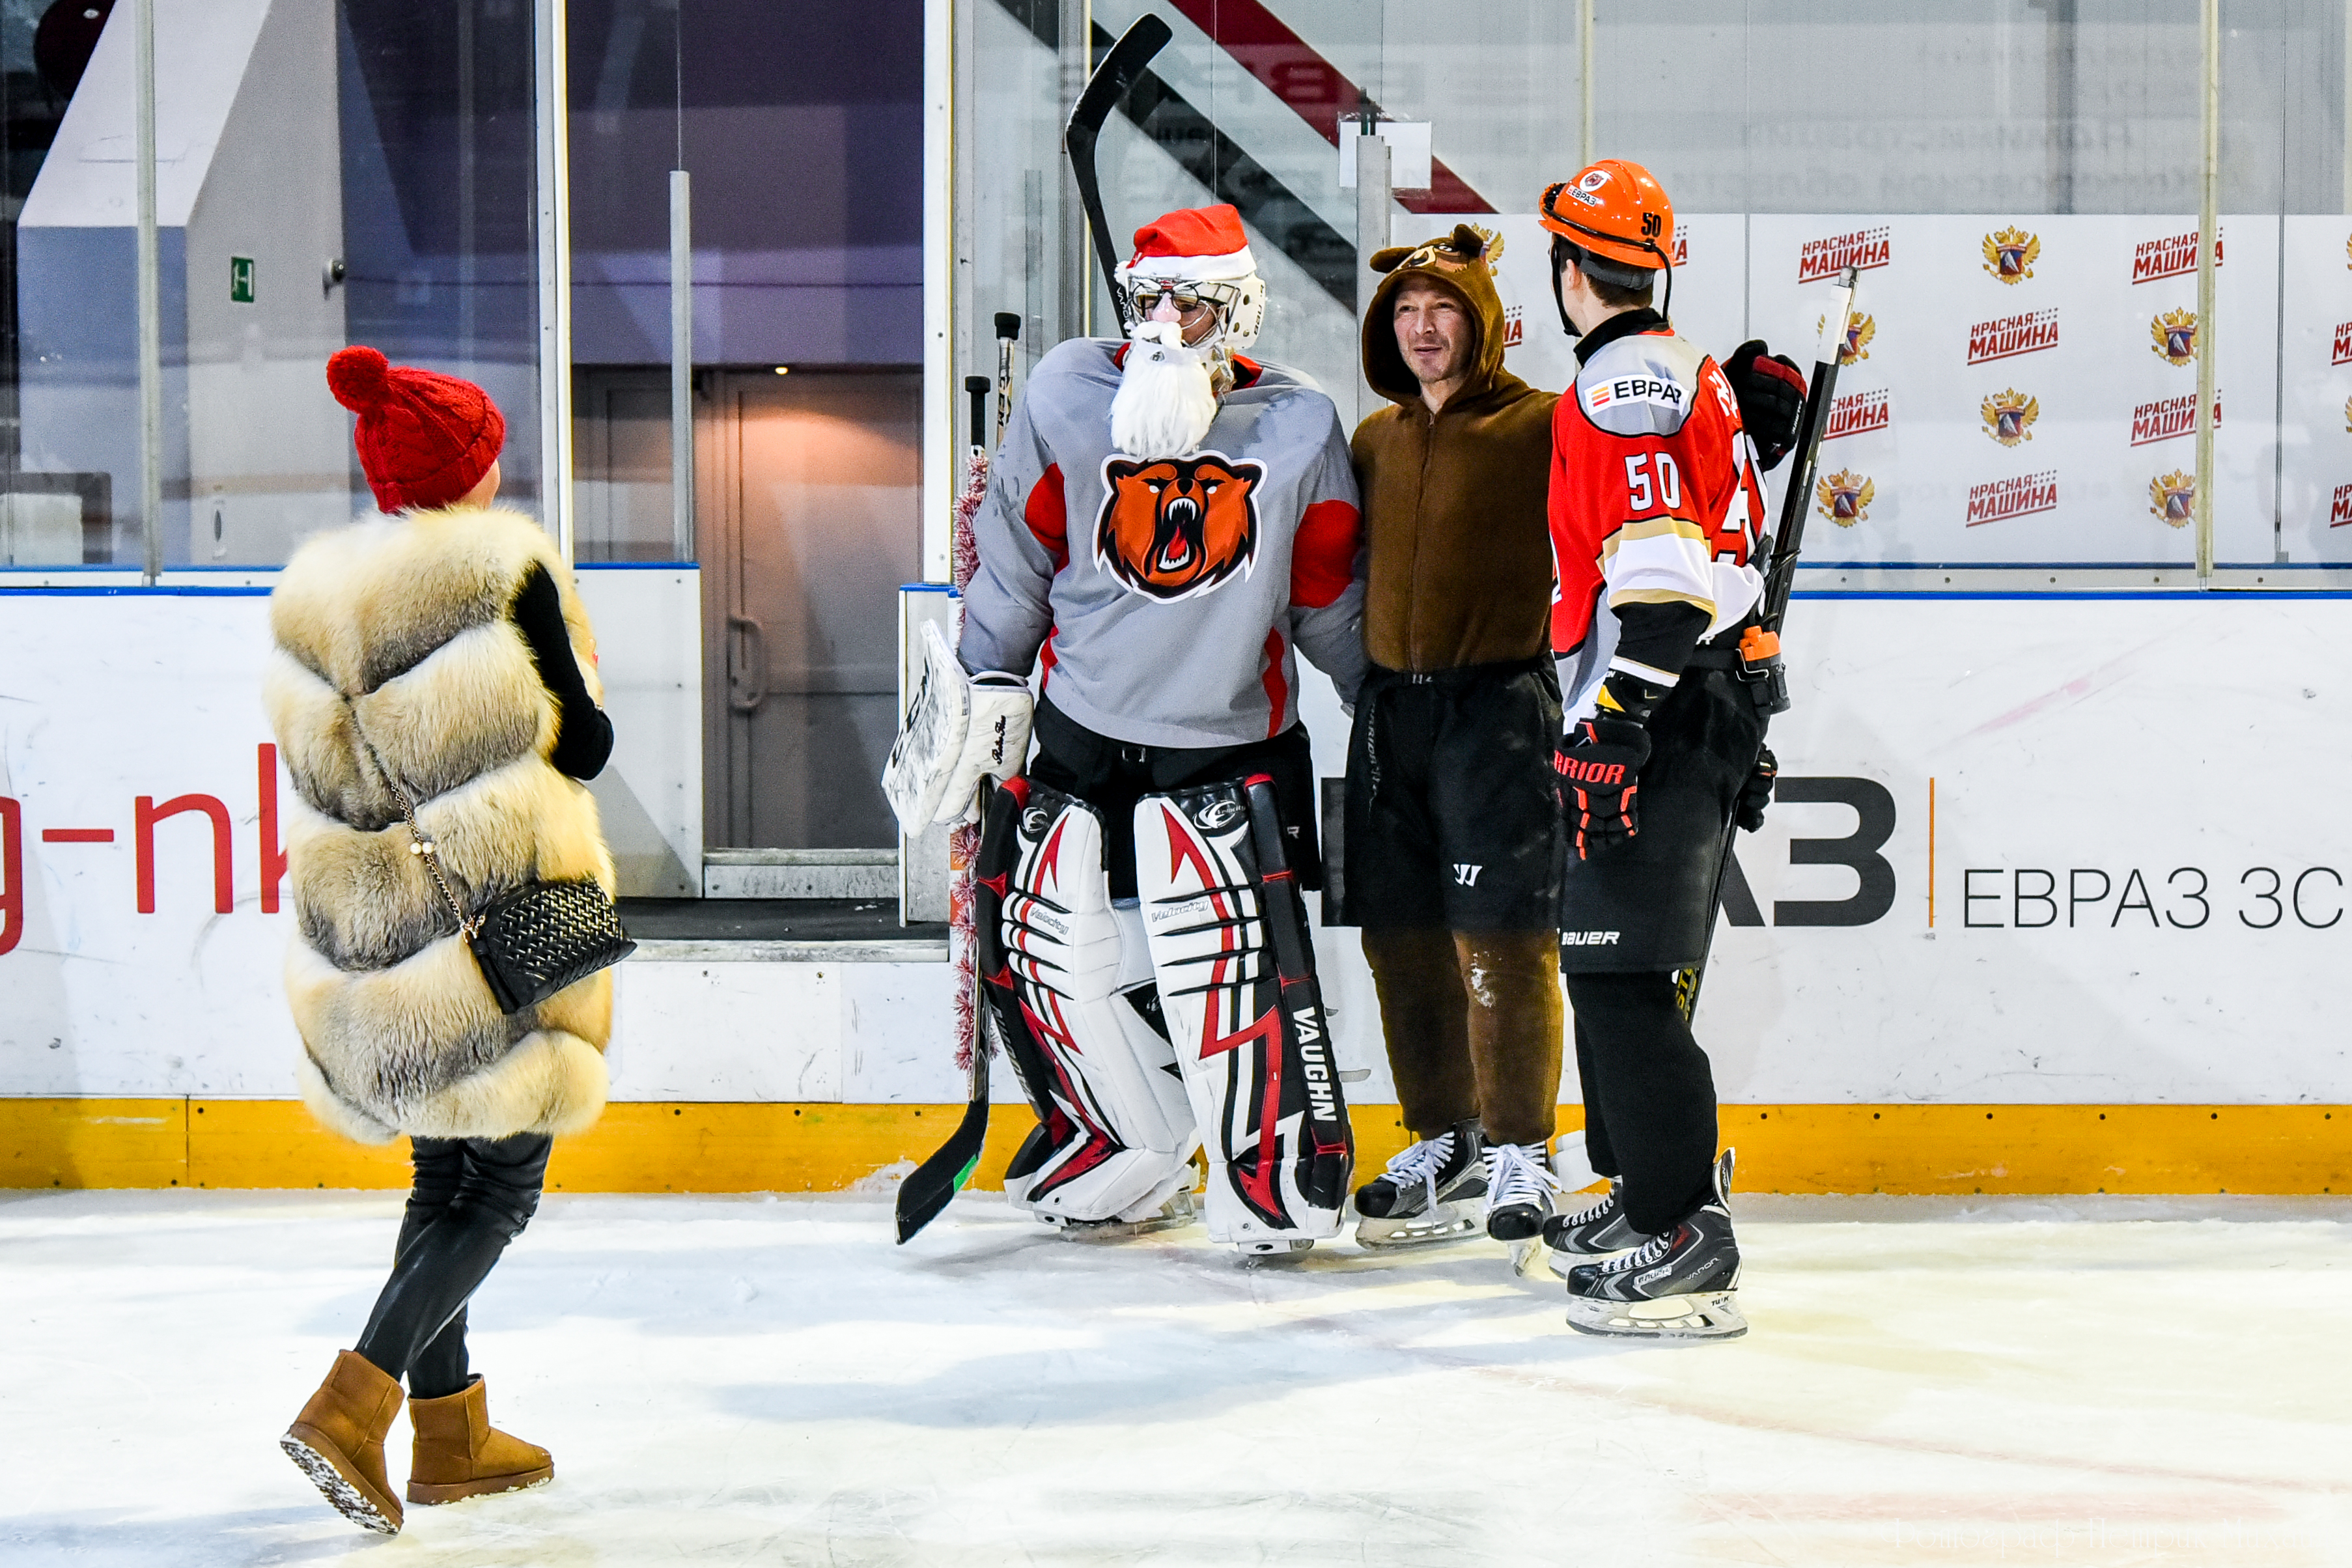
[{"left": 1110, "top": 322, "right": 1218, "bottom": 459}]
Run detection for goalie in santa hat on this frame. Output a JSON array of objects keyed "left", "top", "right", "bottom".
[{"left": 885, "top": 203, "right": 1366, "bottom": 1255}]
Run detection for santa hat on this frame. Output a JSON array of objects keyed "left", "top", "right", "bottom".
[
  {"left": 1114, "top": 204, "right": 1258, "bottom": 286},
  {"left": 326, "top": 345, "right": 506, "bottom": 514}
]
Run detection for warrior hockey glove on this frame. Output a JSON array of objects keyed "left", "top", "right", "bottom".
[
  {"left": 1726, "top": 340, "right": 1807, "bottom": 471},
  {"left": 1735, "top": 744, "right": 1777, "bottom": 833},
  {"left": 1555, "top": 715, "right": 1650, "bottom": 860}
]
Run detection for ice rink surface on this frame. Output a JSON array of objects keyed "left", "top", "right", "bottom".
[{"left": 3, "top": 1188, "right": 2346, "bottom": 1567}]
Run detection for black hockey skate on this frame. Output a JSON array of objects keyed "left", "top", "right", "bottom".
[
  {"left": 1541, "top": 1181, "right": 1655, "bottom": 1259},
  {"left": 1482, "top": 1140, "right": 1567, "bottom": 1280},
  {"left": 1563, "top": 1150, "right": 1746, "bottom": 1340},
  {"left": 1352, "top": 1120, "right": 1486, "bottom": 1250}
]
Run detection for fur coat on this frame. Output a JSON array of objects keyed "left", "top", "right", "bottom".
[{"left": 265, "top": 505, "right": 615, "bottom": 1145}]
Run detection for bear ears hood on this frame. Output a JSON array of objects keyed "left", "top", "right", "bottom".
[{"left": 1361, "top": 224, "right": 1515, "bottom": 411}]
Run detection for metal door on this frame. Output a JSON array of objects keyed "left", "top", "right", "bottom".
[{"left": 705, "top": 369, "right": 921, "bottom": 849}]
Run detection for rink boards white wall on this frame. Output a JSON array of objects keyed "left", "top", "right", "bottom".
[{"left": 2, "top": 577, "right": 2347, "bottom": 1190}]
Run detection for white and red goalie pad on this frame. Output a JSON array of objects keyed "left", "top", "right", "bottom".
[
  {"left": 997, "top": 783, "right": 1199, "bottom": 1224},
  {"left": 1134, "top": 776, "right": 1352, "bottom": 1247}
]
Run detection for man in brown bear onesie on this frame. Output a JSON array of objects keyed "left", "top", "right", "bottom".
[
  {"left": 1341, "top": 226, "right": 1802, "bottom": 1270},
  {"left": 1341, "top": 227, "right": 1569, "bottom": 1262}
]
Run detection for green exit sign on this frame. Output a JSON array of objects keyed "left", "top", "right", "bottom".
[{"left": 229, "top": 257, "right": 255, "bottom": 303}]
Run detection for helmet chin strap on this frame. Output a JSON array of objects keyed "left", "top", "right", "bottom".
[{"left": 1548, "top": 234, "right": 1675, "bottom": 340}]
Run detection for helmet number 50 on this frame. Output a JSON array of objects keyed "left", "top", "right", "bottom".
[{"left": 1625, "top": 452, "right": 1680, "bottom": 513}]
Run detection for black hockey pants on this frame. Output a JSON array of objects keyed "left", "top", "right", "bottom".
[
  {"left": 354, "top": 1133, "right": 553, "bottom": 1399},
  {"left": 1566, "top": 971, "right": 1717, "bottom": 1235}
]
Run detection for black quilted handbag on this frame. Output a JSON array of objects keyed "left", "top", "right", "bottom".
[{"left": 355, "top": 721, "right": 635, "bottom": 1014}]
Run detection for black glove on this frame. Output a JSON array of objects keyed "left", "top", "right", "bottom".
[
  {"left": 1725, "top": 340, "right": 1806, "bottom": 471},
  {"left": 1554, "top": 715, "right": 1651, "bottom": 861},
  {"left": 1734, "top": 744, "right": 1778, "bottom": 833}
]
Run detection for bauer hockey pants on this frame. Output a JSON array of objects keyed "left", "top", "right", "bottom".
[{"left": 353, "top": 1133, "right": 553, "bottom": 1399}]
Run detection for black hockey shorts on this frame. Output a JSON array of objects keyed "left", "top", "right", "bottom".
[
  {"left": 1559, "top": 656, "right": 1765, "bottom": 973},
  {"left": 1338, "top": 656, "right": 1563, "bottom": 932},
  {"left": 1025, "top": 697, "right": 1321, "bottom": 900}
]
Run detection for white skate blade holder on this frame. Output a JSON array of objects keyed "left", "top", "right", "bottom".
[
  {"left": 1508, "top": 1236, "right": 1558, "bottom": 1283},
  {"left": 1565, "top": 1291, "right": 1748, "bottom": 1340},
  {"left": 1040, "top": 1188, "right": 1199, "bottom": 1241},
  {"left": 1354, "top": 1203, "right": 1481, "bottom": 1252}
]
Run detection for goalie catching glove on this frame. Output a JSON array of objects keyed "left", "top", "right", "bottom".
[{"left": 880, "top": 619, "right": 1035, "bottom": 832}]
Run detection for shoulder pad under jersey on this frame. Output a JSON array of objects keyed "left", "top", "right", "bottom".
[{"left": 1571, "top": 329, "right": 1711, "bottom": 438}]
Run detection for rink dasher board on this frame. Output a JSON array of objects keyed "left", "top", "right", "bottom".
[
  {"left": 3, "top": 584, "right": 2352, "bottom": 1112},
  {"left": 1397, "top": 212, "right": 2352, "bottom": 565}
]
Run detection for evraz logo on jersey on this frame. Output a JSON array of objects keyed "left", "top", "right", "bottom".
[
  {"left": 1094, "top": 449, "right": 1264, "bottom": 602},
  {"left": 1585, "top": 375, "right": 1687, "bottom": 414}
]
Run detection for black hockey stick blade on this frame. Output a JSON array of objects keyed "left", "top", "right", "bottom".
[
  {"left": 1065, "top": 14, "right": 1172, "bottom": 335},
  {"left": 893, "top": 1043, "right": 989, "bottom": 1244}
]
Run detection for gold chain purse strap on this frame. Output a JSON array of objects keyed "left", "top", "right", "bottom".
[{"left": 346, "top": 700, "right": 483, "bottom": 942}]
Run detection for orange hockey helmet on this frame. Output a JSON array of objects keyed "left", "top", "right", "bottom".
[{"left": 1538, "top": 159, "right": 1675, "bottom": 331}]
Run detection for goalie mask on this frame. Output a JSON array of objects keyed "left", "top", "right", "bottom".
[{"left": 1110, "top": 205, "right": 1266, "bottom": 460}]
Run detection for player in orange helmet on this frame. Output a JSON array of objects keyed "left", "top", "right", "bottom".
[{"left": 1535, "top": 160, "right": 1801, "bottom": 1339}]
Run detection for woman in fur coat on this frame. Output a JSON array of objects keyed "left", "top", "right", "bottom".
[{"left": 269, "top": 346, "right": 618, "bottom": 1535}]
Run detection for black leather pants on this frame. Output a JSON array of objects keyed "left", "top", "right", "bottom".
[{"left": 353, "top": 1132, "right": 553, "bottom": 1399}]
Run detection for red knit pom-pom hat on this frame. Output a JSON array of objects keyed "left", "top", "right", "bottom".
[{"left": 326, "top": 345, "right": 506, "bottom": 514}]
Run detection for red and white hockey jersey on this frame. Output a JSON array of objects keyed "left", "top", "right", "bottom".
[{"left": 1547, "top": 315, "right": 1768, "bottom": 718}]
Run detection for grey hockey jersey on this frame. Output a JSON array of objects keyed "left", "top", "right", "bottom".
[{"left": 960, "top": 337, "right": 1367, "bottom": 749}]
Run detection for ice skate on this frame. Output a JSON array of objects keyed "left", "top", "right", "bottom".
[
  {"left": 1352, "top": 1119, "right": 1486, "bottom": 1250},
  {"left": 1541, "top": 1180, "right": 1655, "bottom": 1259},
  {"left": 1563, "top": 1150, "right": 1744, "bottom": 1339},
  {"left": 1039, "top": 1181, "right": 1200, "bottom": 1240},
  {"left": 1482, "top": 1139, "right": 1567, "bottom": 1279}
]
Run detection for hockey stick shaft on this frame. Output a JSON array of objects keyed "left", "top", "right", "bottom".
[
  {"left": 1064, "top": 16, "right": 1171, "bottom": 338},
  {"left": 1675, "top": 269, "right": 1859, "bottom": 1023},
  {"left": 895, "top": 377, "right": 1000, "bottom": 1244}
]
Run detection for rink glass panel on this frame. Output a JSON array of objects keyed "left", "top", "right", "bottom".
[
  {"left": 947, "top": 0, "right": 2352, "bottom": 574},
  {"left": 0, "top": 1, "right": 548, "bottom": 572}
]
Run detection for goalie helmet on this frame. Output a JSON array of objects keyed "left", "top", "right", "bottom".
[{"left": 1113, "top": 204, "right": 1267, "bottom": 354}]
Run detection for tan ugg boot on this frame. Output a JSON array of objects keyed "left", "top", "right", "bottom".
[
  {"left": 405, "top": 1375, "right": 555, "bottom": 1504},
  {"left": 281, "top": 1349, "right": 406, "bottom": 1534}
]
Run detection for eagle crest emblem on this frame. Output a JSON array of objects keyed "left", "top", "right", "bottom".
[
  {"left": 1815, "top": 468, "right": 1875, "bottom": 527},
  {"left": 1468, "top": 223, "right": 1504, "bottom": 275},
  {"left": 1980, "top": 388, "right": 2040, "bottom": 447},
  {"left": 2150, "top": 308, "right": 2198, "bottom": 367},
  {"left": 1817, "top": 311, "right": 1874, "bottom": 366},
  {"left": 1982, "top": 227, "right": 2040, "bottom": 283},
  {"left": 1095, "top": 451, "right": 1263, "bottom": 602},
  {"left": 2148, "top": 470, "right": 2196, "bottom": 527}
]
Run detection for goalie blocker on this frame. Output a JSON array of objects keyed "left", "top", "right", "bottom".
[{"left": 978, "top": 768, "right": 1354, "bottom": 1252}]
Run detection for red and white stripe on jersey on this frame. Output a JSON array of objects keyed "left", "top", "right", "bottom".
[{"left": 1547, "top": 326, "right": 1767, "bottom": 660}]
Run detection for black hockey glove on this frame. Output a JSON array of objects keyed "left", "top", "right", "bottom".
[
  {"left": 1554, "top": 715, "right": 1651, "bottom": 861},
  {"left": 1734, "top": 744, "right": 1778, "bottom": 833},
  {"left": 1726, "top": 341, "right": 1807, "bottom": 471}
]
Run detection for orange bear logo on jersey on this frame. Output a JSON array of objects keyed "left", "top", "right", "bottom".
[{"left": 1094, "top": 451, "right": 1263, "bottom": 602}]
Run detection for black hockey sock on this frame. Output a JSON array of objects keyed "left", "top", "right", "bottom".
[{"left": 1563, "top": 971, "right": 1718, "bottom": 1235}]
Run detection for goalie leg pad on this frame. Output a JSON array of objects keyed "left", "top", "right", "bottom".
[
  {"left": 1136, "top": 775, "right": 1354, "bottom": 1249},
  {"left": 996, "top": 781, "right": 1199, "bottom": 1224}
]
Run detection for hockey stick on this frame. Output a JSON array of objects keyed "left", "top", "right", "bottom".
[
  {"left": 993, "top": 312, "right": 1020, "bottom": 447},
  {"left": 1065, "top": 15, "right": 1172, "bottom": 337},
  {"left": 1675, "top": 266, "right": 1859, "bottom": 1023},
  {"left": 893, "top": 377, "right": 1000, "bottom": 1244}
]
